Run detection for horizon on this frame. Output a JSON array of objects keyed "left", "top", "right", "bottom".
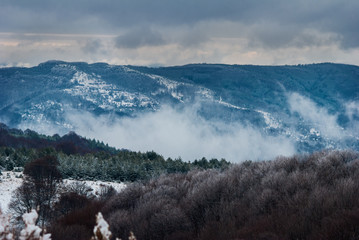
[{"left": 1, "top": 59, "right": 359, "bottom": 69}]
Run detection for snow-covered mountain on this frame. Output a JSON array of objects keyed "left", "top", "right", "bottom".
[{"left": 0, "top": 61, "right": 358, "bottom": 157}]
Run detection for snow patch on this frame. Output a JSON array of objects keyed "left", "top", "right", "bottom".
[
  {"left": 148, "top": 74, "right": 186, "bottom": 102},
  {"left": 64, "top": 71, "right": 156, "bottom": 110},
  {"left": 93, "top": 212, "right": 111, "bottom": 240},
  {"left": 216, "top": 99, "right": 281, "bottom": 129},
  {"left": 0, "top": 171, "right": 22, "bottom": 213},
  {"left": 20, "top": 209, "right": 51, "bottom": 240},
  {"left": 217, "top": 98, "right": 248, "bottom": 111},
  {"left": 310, "top": 128, "right": 320, "bottom": 136},
  {"left": 196, "top": 88, "right": 215, "bottom": 100},
  {"left": 63, "top": 179, "right": 126, "bottom": 195},
  {"left": 256, "top": 110, "right": 282, "bottom": 129},
  {"left": 0, "top": 171, "right": 126, "bottom": 214}
]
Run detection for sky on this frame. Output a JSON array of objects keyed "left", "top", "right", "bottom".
[{"left": 1, "top": 0, "right": 359, "bottom": 67}]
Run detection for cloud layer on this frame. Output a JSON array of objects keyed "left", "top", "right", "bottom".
[
  {"left": 19, "top": 105, "right": 295, "bottom": 163},
  {"left": 1, "top": 0, "right": 359, "bottom": 66},
  {"left": 15, "top": 93, "right": 359, "bottom": 162},
  {"left": 288, "top": 93, "right": 343, "bottom": 139}
]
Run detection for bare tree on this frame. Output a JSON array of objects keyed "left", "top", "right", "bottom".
[{"left": 9, "top": 155, "right": 62, "bottom": 228}]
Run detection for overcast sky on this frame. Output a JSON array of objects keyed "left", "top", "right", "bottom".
[{"left": 1, "top": 0, "right": 359, "bottom": 67}]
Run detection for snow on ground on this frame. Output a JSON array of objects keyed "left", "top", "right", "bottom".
[
  {"left": 0, "top": 171, "right": 22, "bottom": 213},
  {"left": 0, "top": 171, "right": 126, "bottom": 214},
  {"left": 62, "top": 179, "right": 126, "bottom": 195}
]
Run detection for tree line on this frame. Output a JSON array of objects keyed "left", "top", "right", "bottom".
[
  {"left": 0, "top": 146, "right": 229, "bottom": 182},
  {"left": 0, "top": 123, "right": 230, "bottom": 182}
]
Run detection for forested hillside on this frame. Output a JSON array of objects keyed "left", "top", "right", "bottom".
[{"left": 0, "top": 123, "right": 229, "bottom": 182}]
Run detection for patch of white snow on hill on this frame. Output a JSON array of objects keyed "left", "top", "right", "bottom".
[
  {"left": 0, "top": 171, "right": 23, "bottom": 213},
  {"left": 0, "top": 171, "right": 126, "bottom": 214},
  {"left": 310, "top": 128, "right": 321, "bottom": 137},
  {"left": 148, "top": 74, "right": 186, "bottom": 102},
  {"left": 196, "top": 88, "right": 215, "bottom": 100},
  {"left": 122, "top": 66, "right": 217, "bottom": 103},
  {"left": 64, "top": 71, "right": 156, "bottom": 110},
  {"left": 216, "top": 98, "right": 281, "bottom": 129},
  {"left": 216, "top": 98, "right": 248, "bottom": 111},
  {"left": 256, "top": 110, "right": 282, "bottom": 129},
  {"left": 63, "top": 179, "right": 126, "bottom": 195}
]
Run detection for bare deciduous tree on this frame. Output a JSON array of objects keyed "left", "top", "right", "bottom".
[{"left": 9, "top": 155, "right": 62, "bottom": 228}]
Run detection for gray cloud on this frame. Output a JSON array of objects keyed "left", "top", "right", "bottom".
[
  {"left": 1, "top": 0, "right": 359, "bottom": 49},
  {"left": 18, "top": 105, "right": 296, "bottom": 162},
  {"left": 1, "top": 0, "right": 359, "bottom": 66},
  {"left": 82, "top": 39, "right": 103, "bottom": 54},
  {"left": 345, "top": 101, "right": 359, "bottom": 134},
  {"left": 175, "top": 26, "right": 210, "bottom": 48},
  {"left": 247, "top": 24, "right": 340, "bottom": 49},
  {"left": 288, "top": 92, "right": 343, "bottom": 139},
  {"left": 115, "top": 27, "right": 165, "bottom": 49}
]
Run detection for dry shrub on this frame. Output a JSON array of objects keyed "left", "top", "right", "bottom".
[{"left": 50, "top": 201, "right": 104, "bottom": 240}]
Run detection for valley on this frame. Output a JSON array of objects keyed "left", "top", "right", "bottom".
[{"left": 0, "top": 61, "right": 358, "bottom": 161}]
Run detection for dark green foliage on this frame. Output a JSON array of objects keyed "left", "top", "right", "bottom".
[
  {"left": 192, "top": 157, "right": 229, "bottom": 170},
  {"left": 58, "top": 151, "right": 229, "bottom": 182},
  {"left": 0, "top": 147, "right": 230, "bottom": 182}
]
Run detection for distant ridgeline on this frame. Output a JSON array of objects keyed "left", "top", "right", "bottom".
[
  {"left": 0, "top": 61, "right": 358, "bottom": 154},
  {"left": 0, "top": 123, "right": 230, "bottom": 182}
]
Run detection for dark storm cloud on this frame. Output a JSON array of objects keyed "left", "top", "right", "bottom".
[
  {"left": 0, "top": 0, "right": 255, "bottom": 31},
  {"left": 115, "top": 27, "right": 165, "bottom": 49},
  {"left": 247, "top": 23, "right": 340, "bottom": 49},
  {"left": 177, "top": 27, "right": 210, "bottom": 47},
  {"left": 1, "top": 0, "right": 359, "bottom": 50}
]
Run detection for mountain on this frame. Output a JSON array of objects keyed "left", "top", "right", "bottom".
[{"left": 0, "top": 61, "right": 358, "bottom": 157}]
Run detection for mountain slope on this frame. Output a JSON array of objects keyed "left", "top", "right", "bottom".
[{"left": 0, "top": 61, "right": 358, "bottom": 158}]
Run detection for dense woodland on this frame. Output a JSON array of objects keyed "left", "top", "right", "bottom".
[
  {"left": 49, "top": 150, "right": 359, "bottom": 240},
  {"left": 1, "top": 124, "right": 359, "bottom": 239}
]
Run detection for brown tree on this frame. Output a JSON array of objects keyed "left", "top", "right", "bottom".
[{"left": 9, "top": 155, "right": 62, "bottom": 228}]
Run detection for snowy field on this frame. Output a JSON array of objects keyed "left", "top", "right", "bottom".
[{"left": 0, "top": 171, "right": 126, "bottom": 213}]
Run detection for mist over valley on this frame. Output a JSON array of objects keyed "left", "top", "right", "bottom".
[{"left": 0, "top": 61, "right": 358, "bottom": 162}]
